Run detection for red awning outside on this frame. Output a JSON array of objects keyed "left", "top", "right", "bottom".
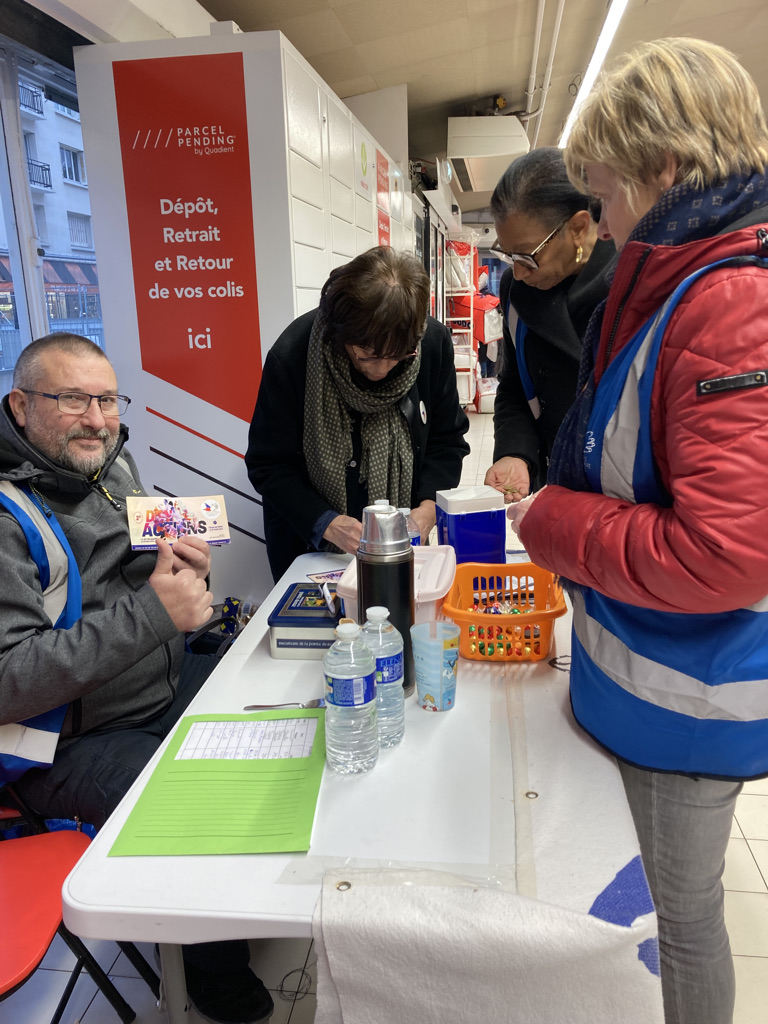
[{"left": 0, "top": 255, "right": 98, "bottom": 290}]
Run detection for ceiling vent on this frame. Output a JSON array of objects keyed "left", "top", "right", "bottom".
[{"left": 447, "top": 116, "right": 530, "bottom": 192}]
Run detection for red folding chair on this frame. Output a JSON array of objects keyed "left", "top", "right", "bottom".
[{"left": 0, "top": 830, "right": 138, "bottom": 1024}]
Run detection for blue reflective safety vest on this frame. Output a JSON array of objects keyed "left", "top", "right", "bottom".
[
  {"left": 506, "top": 297, "right": 541, "bottom": 420},
  {"left": 572, "top": 256, "right": 768, "bottom": 779},
  {"left": 0, "top": 482, "right": 82, "bottom": 783}
]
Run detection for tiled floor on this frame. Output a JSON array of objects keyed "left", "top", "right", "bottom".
[
  {"left": 0, "top": 934, "right": 317, "bottom": 1024},
  {"left": 3, "top": 407, "right": 767, "bottom": 1024}
]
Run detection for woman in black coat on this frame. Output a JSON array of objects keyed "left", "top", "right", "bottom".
[
  {"left": 246, "top": 246, "right": 469, "bottom": 581},
  {"left": 484, "top": 148, "right": 615, "bottom": 498}
]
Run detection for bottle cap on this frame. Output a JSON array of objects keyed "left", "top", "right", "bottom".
[
  {"left": 335, "top": 622, "right": 360, "bottom": 639},
  {"left": 358, "top": 505, "right": 411, "bottom": 555},
  {"left": 374, "top": 498, "right": 390, "bottom": 505},
  {"left": 365, "top": 606, "right": 389, "bottom": 621}
]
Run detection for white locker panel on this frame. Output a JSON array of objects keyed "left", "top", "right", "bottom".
[
  {"left": 353, "top": 125, "right": 375, "bottom": 200},
  {"left": 284, "top": 52, "right": 322, "bottom": 167},
  {"left": 327, "top": 99, "right": 354, "bottom": 187},
  {"left": 292, "top": 197, "right": 326, "bottom": 249},
  {"left": 332, "top": 215, "right": 356, "bottom": 257},
  {"left": 330, "top": 177, "right": 353, "bottom": 223},
  {"left": 391, "top": 169, "right": 404, "bottom": 223},
  {"left": 403, "top": 191, "right": 413, "bottom": 224},
  {"left": 355, "top": 193, "right": 374, "bottom": 233},
  {"left": 402, "top": 226, "right": 413, "bottom": 253},
  {"left": 295, "top": 287, "right": 321, "bottom": 315},
  {"left": 294, "top": 242, "right": 328, "bottom": 288},
  {"left": 331, "top": 251, "right": 349, "bottom": 270},
  {"left": 390, "top": 219, "right": 404, "bottom": 251},
  {"left": 289, "top": 150, "right": 324, "bottom": 208},
  {"left": 356, "top": 227, "right": 375, "bottom": 252}
]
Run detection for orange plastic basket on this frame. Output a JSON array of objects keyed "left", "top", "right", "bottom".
[{"left": 441, "top": 562, "right": 566, "bottom": 662}]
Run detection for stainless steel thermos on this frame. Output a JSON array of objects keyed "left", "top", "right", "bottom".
[{"left": 356, "top": 504, "right": 415, "bottom": 696}]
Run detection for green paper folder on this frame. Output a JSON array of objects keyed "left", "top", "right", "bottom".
[{"left": 109, "top": 710, "right": 326, "bottom": 857}]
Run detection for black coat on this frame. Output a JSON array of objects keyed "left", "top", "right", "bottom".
[
  {"left": 493, "top": 239, "right": 615, "bottom": 490},
  {"left": 246, "top": 311, "right": 470, "bottom": 580}
]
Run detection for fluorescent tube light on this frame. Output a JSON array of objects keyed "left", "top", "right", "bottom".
[{"left": 558, "top": 0, "right": 631, "bottom": 147}]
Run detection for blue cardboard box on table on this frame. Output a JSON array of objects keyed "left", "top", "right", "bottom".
[
  {"left": 435, "top": 485, "right": 506, "bottom": 565},
  {"left": 267, "top": 582, "right": 341, "bottom": 659}
]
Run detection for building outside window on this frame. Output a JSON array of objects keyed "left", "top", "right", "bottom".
[
  {"left": 54, "top": 100, "right": 80, "bottom": 121},
  {"left": 33, "top": 203, "right": 48, "bottom": 244},
  {"left": 68, "top": 211, "right": 92, "bottom": 248},
  {"left": 0, "top": 36, "right": 104, "bottom": 393},
  {"left": 60, "top": 145, "right": 87, "bottom": 184}
]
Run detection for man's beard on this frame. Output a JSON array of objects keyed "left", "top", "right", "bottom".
[{"left": 27, "top": 424, "right": 119, "bottom": 476}]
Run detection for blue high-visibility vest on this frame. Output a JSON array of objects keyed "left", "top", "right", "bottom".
[
  {"left": 572, "top": 256, "right": 768, "bottom": 778},
  {"left": 505, "top": 297, "right": 541, "bottom": 419},
  {"left": 0, "top": 482, "right": 81, "bottom": 783}
]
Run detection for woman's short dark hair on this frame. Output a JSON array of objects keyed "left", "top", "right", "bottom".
[
  {"left": 319, "top": 246, "right": 430, "bottom": 359},
  {"left": 490, "top": 147, "right": 600, "bottom": 229}
]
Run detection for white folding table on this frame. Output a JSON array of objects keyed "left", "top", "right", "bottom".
[{"left": 63, "top": 553, "right": 662, "bottom": 1022}]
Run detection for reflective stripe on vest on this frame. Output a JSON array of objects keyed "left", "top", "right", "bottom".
[
  {"left": 573, "top": 256, "right": 768, "bottom": 778},
  {"left": 0, "top": 482, "right": 82, "bottom": 784}
]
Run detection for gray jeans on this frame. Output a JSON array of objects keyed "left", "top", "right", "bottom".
[{"left": 619, "top": 760, "right": 742, "bottom": 1024}]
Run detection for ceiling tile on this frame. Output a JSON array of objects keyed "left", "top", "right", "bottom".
[
  {"left": 200, "top": 0, "right": 330, "bottom": 25},
  {"left": 334, "top": 0, "right": 467, "bottom": 45},
  {"left": 273, "top": 10, "right": 353, "bottom": 56},
  {"left": 333, "top": 75, "right": 382, "bottom": 99},
  {"left": 355, "top": 17, "right": 471, "bottom": 75},
  {"left": 310, "top": 46, "right": 371, "bottom": 84}
]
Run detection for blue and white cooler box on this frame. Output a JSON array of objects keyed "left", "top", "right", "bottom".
[{"left": 435, "top": 485, "right": 506, "bottom": 565}]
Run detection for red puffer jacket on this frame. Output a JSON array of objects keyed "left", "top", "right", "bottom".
[{"left": 520, "top": 220, "right": 768, "bottom": 614}]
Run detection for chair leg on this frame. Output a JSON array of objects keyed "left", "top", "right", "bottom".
[
  {"left": 50, "top": 958, "right": 85, "bottom": 1024},
  {"left": 57, "top": 924, "right": 136, "bottom": 1024},
  {"left": 117, "top": 940, "right": 161, "bottom": 998}
]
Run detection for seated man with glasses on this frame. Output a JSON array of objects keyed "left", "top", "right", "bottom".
[
  {"left": 246, "top": 245, "right": 471, "bottom": 581},
  {"left": 0, "top": 332, "right": 275, "bottom": 1024}
]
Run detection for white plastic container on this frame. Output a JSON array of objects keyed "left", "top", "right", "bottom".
[
  {"left": 337, "top": 545, "right": 456, "bottom": 624},
  {"left": 435, "top": 485, "right": 506, "bottom": 564},
  {"left": 436, "top": 484, "right": 505, "bottom": 514}
]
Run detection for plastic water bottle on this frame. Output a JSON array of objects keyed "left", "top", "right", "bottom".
[
  {"left": 398, "top": 508, "right": 421, "bottom": 546},
  {"left": 323, "top": 622, "right": 378, "bottom": 774},
  {"left": 361, "top": 606, "right": 405, "bottom": 748}
]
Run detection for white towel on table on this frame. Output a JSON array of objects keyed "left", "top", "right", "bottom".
[{"left": 313, "top": 868, "right": 663, "bottom": 1024}]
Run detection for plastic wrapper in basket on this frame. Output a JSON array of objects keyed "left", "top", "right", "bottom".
[{"left": 441, "top": 562, "right": 566, "bottom": 662}]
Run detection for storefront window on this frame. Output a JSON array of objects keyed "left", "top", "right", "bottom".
[
  {"left": 0, "top": 34, "right": 104, "bottom": 390},
  {"left": 0, "top": 190, "right": 21, "bottom": 396}
]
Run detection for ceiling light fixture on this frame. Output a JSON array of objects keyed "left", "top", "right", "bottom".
[{"left": 558, "top": 0, "right": 631, "bottom": 148}]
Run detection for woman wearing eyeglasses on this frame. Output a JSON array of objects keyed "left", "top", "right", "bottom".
[
  {"left": 246, "top": 246, "right": 470, "bottom": 581},
  {"left": 484, "top": 147, "right": 615, "bottom": 501}
]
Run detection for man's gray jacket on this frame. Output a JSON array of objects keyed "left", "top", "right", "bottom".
[{"left": 0, "top": 397, "right": 184, "bottom": 747}]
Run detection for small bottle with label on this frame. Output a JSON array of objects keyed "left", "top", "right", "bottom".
[
  {"left": 361, "top": 606, "right": 405, "bottom": 748},
  {"left": 323, "top": 622, "right": 378, "bottom": 773}
]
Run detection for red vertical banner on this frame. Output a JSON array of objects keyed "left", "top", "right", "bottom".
[
  {"left": 113, "top": 53, "right": 261, "bottom": 422},
  {"left": 377, "top": 209, "right": 391, "bottom": 247},
  {"left": 375, "top": 149, "right": 390, "bottom": 214},
  {"left": 376, "top": 148, "right": 390, "bottom": 245}
]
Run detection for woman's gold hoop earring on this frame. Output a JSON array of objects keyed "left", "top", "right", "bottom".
[{"left": 575, "top": 245, "right": 583, "bottom": 264}]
